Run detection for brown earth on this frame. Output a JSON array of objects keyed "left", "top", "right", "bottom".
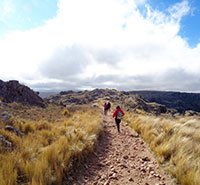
[{"left": 65, "top": 111, "right": 176, "bottom": 185}]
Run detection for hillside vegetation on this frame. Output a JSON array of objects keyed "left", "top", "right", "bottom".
[
  {"left": 125, "top": 112, "right": 200, "bottom": 185},
  {"left": 2, "top": 83, "right": 200, "bottom": 185},
  {"left": 0, "top": 105, "right": 103, "bottom": 185}
]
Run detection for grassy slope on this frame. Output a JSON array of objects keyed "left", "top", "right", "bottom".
[
  {"left": 124, "top": 112, "right": 200, "bottom": 185},
  {"left": 0, "top": 104, "right": 103, "bottom": 185}
]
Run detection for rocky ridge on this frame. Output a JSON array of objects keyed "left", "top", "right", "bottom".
[
  {"left": 47, "top": 89, "right": 200, "bottom": 115},
  {"left": 0, "top": 80, "right": 45, "bottom": 107},
  {"left": 47, "top": 89, "right": 174, "bottom": 115}
]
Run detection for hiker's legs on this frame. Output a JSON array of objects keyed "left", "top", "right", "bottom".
[{"left": 115, "top": 119, "right": 121, "bottom": 132}]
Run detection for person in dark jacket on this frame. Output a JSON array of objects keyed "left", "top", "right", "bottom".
[
  {"left": 104, "top": 103, "right": 108, "bottom": 115},
  {"left": 113, "top": 105, "right": 125, "bottom": 133},
  {"left": 107, "top": 102, "right": 111, "bottom": 111}
]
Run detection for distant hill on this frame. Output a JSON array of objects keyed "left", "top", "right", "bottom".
[
  {"left": 47, "top": 89, "right": 169, "bottom": 115},
  {"left": 47, "top": 89, "right": 200, "bottom": 114},
  {"left": 39, "top": 92, "right": 58, "bottom": 98},
  {"left": 0, "top": 80, "right": 45, "bottom": 107},
  {"left": 129, "top": 91, "right": 200, "bottom": 113},
  {"left": 2, "top": 80, "right": 200, "bottom": 113}
]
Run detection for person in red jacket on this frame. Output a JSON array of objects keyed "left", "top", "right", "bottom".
[{"left": 113, "top": 105, "right": 125, "bottom": 133}]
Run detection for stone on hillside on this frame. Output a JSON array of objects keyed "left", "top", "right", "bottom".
[
  {"left": 0, "top": 112, "right": 13, "bottom": 125},
  {"left": 0, "top": 134, "right": 12, "bottom": 147},
  {"left": 5, "top": 125, "right": 24, "bottom": 136},
  {"left": 185, "top": 110, "right": 200, "bottom": 116}
]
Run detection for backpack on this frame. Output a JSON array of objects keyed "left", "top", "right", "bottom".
[{"left": 117, "top": 110, "right": 123, "bottom": 119}]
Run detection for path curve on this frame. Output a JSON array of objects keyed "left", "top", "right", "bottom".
[{"left": 65, "top": 112, "right": 175, "bottom": 185}]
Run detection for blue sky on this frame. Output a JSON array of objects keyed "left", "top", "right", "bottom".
[
  {"left": 0, "top": 0, "right": 200, "bottom": 92},
  {"left": 0, "top": 0, "right": 58, "bottom": 39},
  {"left": 149, "top": 0, "right": 200, "bottom": 47}
]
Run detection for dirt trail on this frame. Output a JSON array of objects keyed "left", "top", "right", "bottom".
[{"left": 66, "top": 112, "right": 175, "bottom": 185}]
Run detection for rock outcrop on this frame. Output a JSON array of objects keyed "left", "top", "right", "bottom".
[
  {"left": 47, "top": 89, "right": 121, "bottom": 106},
  {"left": 0, "top": 80, "right": 45, "bottom": 107},
  {"left": 120, "top": 94, "right": 167, "bottom": 115},
  {"left": 5, "top": 125, "right": 24, "bottom": 136}
]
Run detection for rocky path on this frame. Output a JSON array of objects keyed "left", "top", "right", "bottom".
[{"left": 66, "top": 112, "right": 175, "bottom": 185}]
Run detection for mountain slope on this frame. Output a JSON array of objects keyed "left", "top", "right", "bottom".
[{"left": 130, "top": 91, "right": 200, "bottom": 113}]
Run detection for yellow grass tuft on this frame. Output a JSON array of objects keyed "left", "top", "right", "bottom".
[
  {"left": 135, "top": 108, "right": 146, "bottom": 115},
  {"left": 63, "top": 109, "right": 71, "bottom": 117},
  {"left": 0, "top": 108, "right": 103, "bottom": 185},
  {"left": 125, "top": 113, "right": 200, "bottom": 185}
]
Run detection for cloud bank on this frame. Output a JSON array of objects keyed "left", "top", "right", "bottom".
[{"left": 0, "top": 0, "right": 200, "bottom": 92}]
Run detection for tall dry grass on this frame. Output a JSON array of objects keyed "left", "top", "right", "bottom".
[
  {"left": 125, "top": 112, "right": 200, "bottom": 185},
  {"left": 0, "top": 109, "right": 103, "bottom": 185}
]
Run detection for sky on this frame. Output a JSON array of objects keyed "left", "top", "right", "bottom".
[{"left": 0, "top": 0, "right": 200, "bottom": 92}]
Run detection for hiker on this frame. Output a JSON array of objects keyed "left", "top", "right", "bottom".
[
  {"left": 113, "top": 105, "right": 125, "bottom": 133},
  {"left": 104, "top": 103, "right": 108, "bottom": 115},
  {"left": 107, "top": 102, "right": 111, "bottom": 111}
]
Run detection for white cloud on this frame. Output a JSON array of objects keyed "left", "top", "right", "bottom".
[
  {"left": 168, "top": 0, "right": 190, "bottom": 22},
  {"left": 0, "top": 0, "right": 200, "bottom": 91}
]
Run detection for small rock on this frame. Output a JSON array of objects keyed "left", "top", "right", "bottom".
[
  {"left": 150, "top": 171, "right": 155, "bottom": 175},
  {"left": 142, "top": 156, "right": 150, "bottom": 162},
  {"left": 123, "top": 155, "right": 129, "bottom": 160},
  {"left": 130, "top": 155, "right": 135, "bottom": 159},
  {"left": 141, "top": 168, "right": 146, "bottom": 173},
  {"left": 129, "top": 177, "right": 134, "bottom": 182},
  {"left": 84, "top": 176, "right": 88, "bottom": 180},
  {"left": 109, "top": 173, "right": 113, "bottom": 177},
  {"left": 111, "top": 169, "right": 118, "bottom": 173},
  {"left": 68, "top": 176, "right": 73, "bottom": 181},
  {"left": 131, "top": 165, "right": 136, "bottom": 169},
  {"left": 120, "top": 164, "right": 128, "bottom": 169}
]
